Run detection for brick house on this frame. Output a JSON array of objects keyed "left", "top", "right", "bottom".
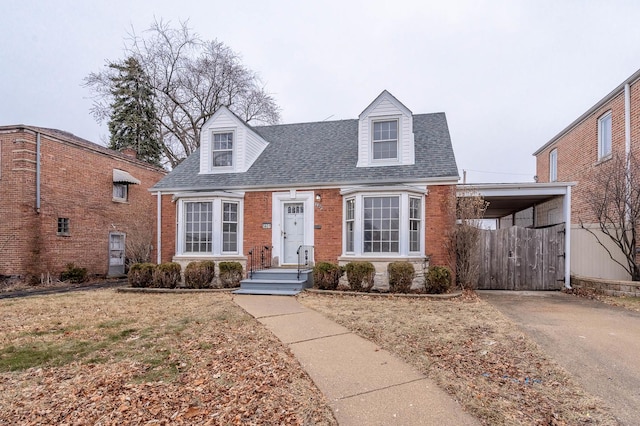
[
  {"left": 0, "top": 125, "right": 166, "bottom": 282},
  {"left": 533, "top": 68, "right": 640, "bottom": 280},
  {"left": 151, "top": 91, "right": 459, "bottom": 290}
]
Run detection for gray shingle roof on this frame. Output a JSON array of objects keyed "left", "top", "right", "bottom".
[{"left": 151, "top": 113, "right": 458, "bottom": 191}]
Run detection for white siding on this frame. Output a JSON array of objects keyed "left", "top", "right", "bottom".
[
  {"left": 571, "top": 224, "right": 631, "bottom": 280},
  {"left": 199, "top": 107, "right": 268, "bottom": 174},
  {"left": 357, "top": 91, "right": 415, "bottom": 167}
]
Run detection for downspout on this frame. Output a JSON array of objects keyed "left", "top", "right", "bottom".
[
  {"left": 625, "top": 83, "right": 631, "bottom": 225},
  {"left": 36, "top": 132, "right": 41, "bottom": 213},
  {"left": 563, "top": 185, "right": 572, "bottom": 288},
  {"left": 156, "top": 191, "right": 162, "bottom": 264}
]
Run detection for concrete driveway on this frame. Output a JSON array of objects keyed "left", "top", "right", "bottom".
[{"left": 480, "top": 291, "right": 640, "bottom": 426}]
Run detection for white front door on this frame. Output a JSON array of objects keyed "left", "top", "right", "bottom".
[
  {"left": 283, "top": 202, "right": 305, "bottom": 264},
  {"left": 108, "top": 232, "right": 126, "bottom": 276}
]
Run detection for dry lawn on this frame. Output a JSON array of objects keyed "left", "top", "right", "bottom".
[
  {"left": 298, "top": 291, "right": 618, "bottom": 426},
  {"left": 0, "top": 290, "right": 336, "bottom": 425}
]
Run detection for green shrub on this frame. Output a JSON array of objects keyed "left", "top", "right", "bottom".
[
  {"left": 128, "top": 263, "right": 156, "bottom": 288},
  {"left": 345, "top": 261, "right": 375, "bottom": 292},
  {"left": 313, "top": 262, "right": 343, "bottom": 290},
  {"left": 60, "top": 263, "right": 88, "bottom": 284},
  {"left": 425, "top": 265, "right": 452, "bottom": 294},
  {"left": 184, "top": 261, "right": 216, "bottom": 289},
  {"left": 219, "top": 262, "right": 243, "bottom": 288},
  {"left": 152, "top": 262, "right": 181, "bottom": 288},
  {"left": 388, "top": 262, "right": 415, "bottom": 293}
]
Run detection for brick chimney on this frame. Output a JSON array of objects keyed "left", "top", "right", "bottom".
[{"left": 121, "top": 147, "right": 137, "bottom": 159}]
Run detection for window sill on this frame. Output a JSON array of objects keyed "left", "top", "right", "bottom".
[
  {"left": 112, "top": 198, "right": 129, "bottom": 204},
  {"left": 595, "top": 154, "right": 612, "bottom": 166},
  {"left": 57, "top": 233, "right": 70, "bottom": 237}
]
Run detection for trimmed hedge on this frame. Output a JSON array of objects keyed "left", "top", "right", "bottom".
[
  {"left": 388, "top": 262, "right": 415, "bottom": 293},
  {"left": 152, "top": 262, "right": 181, "bottom": 288},
  {"left": 128, "top": 263, "right": 156, "bottom": 288},
  {"left": 219, "top": 261, "right": 243, "bottom": 288},
  {"left": 425, "top": 265, "right": 452, "bottom": 294},
  {"left": 184, "top": 261, "right": 216, "bottom": 289},
  {"left": 60, "top": 263, "right": 88, "bottom": 284},
  {"left": 345, "top": 261, "right": 375, "bottom": 292},
  {"left": 313, "top": 262, "right": 343, "bottom": 290}
]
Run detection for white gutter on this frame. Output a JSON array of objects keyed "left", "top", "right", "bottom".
[
  {"left": 563, "top": 185, "right": 572, "bottom": 288},
  {"left": 156, "top": 191, "right": 162, "bottom": 264},
  {"left": 625, "top": 83, "right": 632, "bottom": 225},
  {"left": 36, "top": 132, "right": 41, "bottom": 213}
]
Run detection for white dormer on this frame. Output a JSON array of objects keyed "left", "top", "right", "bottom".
[
  {"left": 356, "top": 90, "right": 415, "bottom": 167},
  {"left": 199, "top": 106, "right": 269, "bottom": 174}
]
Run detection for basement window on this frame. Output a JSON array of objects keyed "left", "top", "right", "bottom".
[{"left": 57, "top": 218, "right": 70, "bottom": 236}]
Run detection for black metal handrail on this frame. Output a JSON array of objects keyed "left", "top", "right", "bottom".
[
  {"left": 248, "top": 245, "right": 272, "bottom": 278},
  {"left": 296, "top": 245, "right": 314, "bottom": 279}
]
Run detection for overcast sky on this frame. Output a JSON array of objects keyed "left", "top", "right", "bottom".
[{"left": 3, "top": 0, "right": 640, "bottom": 182}]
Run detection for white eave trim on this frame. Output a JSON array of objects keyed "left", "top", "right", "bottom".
[
  {"left": 171, "top": 190, "right": 246, "bottom": 201},
  {"left": 340, "top": 184, "right": 428, "bottom": 196},
  {"left": 113, "top": 169, "right": 141, "bottom": 185}
]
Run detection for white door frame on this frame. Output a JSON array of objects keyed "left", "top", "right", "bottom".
[{"left": 271, "top": 190, "right": 314, "bottom": 266}]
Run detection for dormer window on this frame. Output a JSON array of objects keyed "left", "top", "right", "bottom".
[
  {"left": 212, "top": 132, "right": 233, "bottom": 167},
  {"left": 373, "top": 120, "right": 398, "bottom": 160}
]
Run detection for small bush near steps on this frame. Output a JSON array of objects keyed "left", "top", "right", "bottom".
[
  {"left": 313, "top": 262, "right": 344, "bottom": 290},
  {"left": 184, "top": 261, "right": 216, "bottom": 289},
  {"left": 218, "top": 262, "right": 243, "bottom": 288},
  {"left": 152, "top": 262, "right": 181, "bottom": 288},
  {"left": 344, "top": 261, "right": 375, "bottom": 292},
  {"left": 128, "top": 263, "right": 156, "bottom": 288},
  {"left": 388, "top": 262, "right": 415, "bottom": 293},
  {"left": 60, "top": 263, "right": 88, "bottom": 284},
  {"left": 425, "top": 265, "right": 452, "bottom": 294}
]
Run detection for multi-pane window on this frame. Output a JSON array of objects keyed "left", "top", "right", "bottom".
[
  {"left": 57, "top": 217, "right": 69, "bottom": 235},
  {"left": 222, "top": 202, "right": 238, "bottom": 253},
  {"left": 372, "top": 120, "right": 398, "bottom": 160},
  {"left": 409, "top": 197, "right": 421, "bottom": 252},
  {"left": 185, "top": 202, "right": 213, "bottom": 253},
  {"left": 549, "top": 148, "right": 558, "bottom": 182},
  {"left": 113, "top": 183, "right": 128, "bottom": 201},
  {"left": 345, "top": 199, "right": 355, "bottom": 252},
  {"left": 598, "top": 112, "right": 612, "bottom": 160},
  {"left": 364, "top": 196, "right": 400, "bottom": 253},
  {"left": 212, "top": 132, "right": 233, "bottom": 167}
]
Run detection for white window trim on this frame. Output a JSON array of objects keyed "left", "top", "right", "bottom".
[
  {"left": 341, "top": 190, "right": 425, "bottom": 257},
  {"left": 175, "top": 196, "right": 244, "bottom": 257},
  {"left": 549, "top": 148, "right": 558, "bottom": 182},
  {"left": 598, "top": 111, "right": 612, "bottom": 160},
  {"left": 210, "top": 128, "right": 236, "bottom": 172},
  {"left": 271, "top": 191, "right": 315, "bottom": 265},
  {"left": 370, "top": 116, "right": 401, "bottom": 165}
]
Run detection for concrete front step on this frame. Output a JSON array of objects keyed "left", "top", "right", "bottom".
[
  {"left": 233, "top": 288, "right": 301, "bottom": 296},
  {"left": 235, "top": 268, "right": 313, "bottom": 296}
]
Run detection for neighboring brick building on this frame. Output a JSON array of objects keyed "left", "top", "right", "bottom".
[
  {"left": 533, "top": 68, "right": 640, "bottom": 280},
  {"left": 0, "top": 125, "right": 166, "bottom": 282},
  {"left": 152, "top": 91, "right": 459, "bottom": 288}
]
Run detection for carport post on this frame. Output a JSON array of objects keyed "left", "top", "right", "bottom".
[{"left": 563, "top": 185, "right": 571, "bottom": 288}]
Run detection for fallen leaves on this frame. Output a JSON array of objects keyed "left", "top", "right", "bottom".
[{"left": 0, "top": 291, "right": 336, "bottom": 425}]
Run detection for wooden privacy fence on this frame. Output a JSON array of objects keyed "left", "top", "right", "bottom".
[{"left": 477, "top": 224, "right": 564, "bottom": 290}]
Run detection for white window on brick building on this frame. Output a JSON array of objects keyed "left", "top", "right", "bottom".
[
  {"left": 57, "top": 217, "right": 70, "bottom": 235},
  {"left": 598, "top": 111, "right": 612, "bottom": 160},
  {"left": 177, "top": 197, "right": 243, "bottom": 256},
  {"left": 341, "top": 190, "right": 424, "bottom": 256},
  {"left": 549, "top": 148, "right": 558, "bottom": 182},
  {"left": 113, "top": 183, "right": 128, "bottom": 201}
]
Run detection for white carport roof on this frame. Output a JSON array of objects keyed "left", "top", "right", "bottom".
[{"left": 457, "top": 182, "right": 576, "bottom": 288}]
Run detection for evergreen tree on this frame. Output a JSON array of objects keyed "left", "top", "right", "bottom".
[{"left": 107, "top": 57, "right": 163, "bottom": 166}]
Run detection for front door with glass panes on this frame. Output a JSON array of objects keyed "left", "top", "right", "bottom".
[
  {"left": 108, "top": 232, "right": 126, "bottom": 276},
  {"left": 283, "top": 202, "right": 304, "bottom": 264}
]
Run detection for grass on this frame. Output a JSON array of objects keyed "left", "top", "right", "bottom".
[
  {"left": 298, "top": 291, "right": 618, "bottom": 426},
  {"left": 0, "top": 290, "right": 336, "bottom": 425}
]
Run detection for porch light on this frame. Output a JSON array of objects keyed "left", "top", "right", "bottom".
[{"left": 315, "top": 193, "right": 322, "bottom": 202}]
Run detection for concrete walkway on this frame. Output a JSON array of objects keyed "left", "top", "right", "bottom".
[{"left": 233, "top": 295, "right": 479, "bottom": 426}]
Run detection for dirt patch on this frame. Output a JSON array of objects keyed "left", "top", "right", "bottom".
[
  {"left": 0, "top": 290, "right": 336, "bottom": 425},
  {"left": 298, "top": 292, "right": 617, "bottom": 425}
]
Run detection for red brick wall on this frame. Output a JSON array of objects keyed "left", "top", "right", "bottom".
[
  {"left": 425, "top": 185, "right": 456, "bottom": 268},
  {"left": 0, "top": 129, "right": 165, "bottom": 279},
  {"left": 157, "top": 194, "right": 176, "bottom": 263},
  {"left": 535, "top": 88, "right": 629, "bottom": 224},
  {"left": 158, "top": 185, "right": 455, "bottom": 268}
]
